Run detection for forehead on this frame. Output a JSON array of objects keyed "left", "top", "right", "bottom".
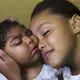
[
  {"left": 30, "top": 10, "right": 69, "bottom": 31},
  {"left": 6, "top": 26, "right": 24, "bottom": 40}
]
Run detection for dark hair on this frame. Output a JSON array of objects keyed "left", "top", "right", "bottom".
[
  {"left": 0, "top": 18, "right": 23, "bottom": 49},
  {"left": 31, "top": 0, "right": 80, "bottom": 19},
  {"left": 0, "top": 18, "right": 33, "bottom": 49}
]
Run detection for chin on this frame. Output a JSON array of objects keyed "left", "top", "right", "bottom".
[
  {"left": 22, "top": 60, "right": 40, "bottom": 68},
  {"left": 47, "top": 60, "right": 62, "bottom": 69},
  {"left": 20, "top": 57, "right": 40, "bottom": 68}
]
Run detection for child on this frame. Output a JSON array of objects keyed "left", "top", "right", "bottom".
[
  {"left": 30, "top": 0, "right": 80, "bottom": 79},
  {"left": 0, "top": 18, "right": 57, "bottom": 80}
]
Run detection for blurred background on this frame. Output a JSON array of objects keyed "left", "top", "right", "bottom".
[{"left": 0, "top": 0, "right": 80, "bottom": 27}]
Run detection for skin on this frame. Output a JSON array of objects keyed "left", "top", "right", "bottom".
[
  {"left": 0, "top": 25, "right": 43, "bottom": 80},
  {"left": 3, "top": 26, "right": 40, "bottom": 68},
  {"left": 30, "top": 10, "right": 78, "bottom": 70}
]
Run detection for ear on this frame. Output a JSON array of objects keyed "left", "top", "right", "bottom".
[{"left": 69, "top": 14, "right": 80, "bottom": 34}]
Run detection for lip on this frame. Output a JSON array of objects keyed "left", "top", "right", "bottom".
[
  {"left": 42, "top": 49, "right": 53, "bottom": 61},
  {"left": 31, "top": 45, "right": 39, "bottom": 57}
]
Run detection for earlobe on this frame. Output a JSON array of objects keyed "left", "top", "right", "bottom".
[{"left": 69, "top": 14, "right": 80, "bottom": 34}]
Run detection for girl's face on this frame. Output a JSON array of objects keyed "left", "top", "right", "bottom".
[
  {"left": 30, "top": 11, "right": 77, "bottom": 69},
  {"left": 4, "top": 26, "right": 40, "bottom": 67}
]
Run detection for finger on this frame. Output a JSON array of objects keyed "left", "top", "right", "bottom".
[
  {"left": 0, "top": 49, "right": 5, "bottom": 59},
  {"left": 0, "top": 58, "right": 10, "bottom": 78},
  {"left": 0, "top": 58, "right": 7, "bottom": 72},
  {"left": 0, "top": 53, "right": 15, "bottom": 74},
  {"left": 0, "top": 49, "right": 17, "bottom": 66},
  {"left": 2, "top": 53, "right": 15, "bottom": 67},
  {"left": 0, "top": 49, "right": 7, "bottom": 71}
]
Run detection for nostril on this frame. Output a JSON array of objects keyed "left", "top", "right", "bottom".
[
  {"left": 41, "top": 46, "right": 44, "bottom": 49},
  {"left": 39, "top": 45, "right": 45, "bottom": 50}
]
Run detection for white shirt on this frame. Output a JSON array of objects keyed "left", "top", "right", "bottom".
[
  {"left": 33, "top": 64, "right": 58, "bottom": 80},
  {"left": 57, "top": 66, "right": 80, "bottom": 80},
  {"left": 71, "top": 74, "right": 80, "bottom": 80},
  {"left": 0, "top": 64, "right": 58, "bottom": 80},
  {"left": 0, "top": 73, "right": 7, "bottom": 80}
]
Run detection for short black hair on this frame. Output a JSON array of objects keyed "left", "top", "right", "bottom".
[
  {"left": 0, "top": 18, "right": 23, "bottom": 49},
  {"left": 31, "top": 0, "right": 80, "bottom": 19}
]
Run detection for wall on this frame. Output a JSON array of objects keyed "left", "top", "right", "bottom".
[
  {"left": 0, "top": 0, "right": 42, "bottom": 26},
  {"left": 0, "top": 0, "right": 80, "bottom": 27}
]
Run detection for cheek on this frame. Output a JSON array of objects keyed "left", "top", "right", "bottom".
[
  {"left": 47, "top": 30, "right": 68, "bottom": 47},
  {"left": 7, "top": 45, "right": 30, "bottom": 59},
  {"left": 47, "top": 31, "right": 69, "bottom": 55},
  {"left": 15, "top": 45, "right": 30, "bottom": 56},
  {"left": 47, "top": 33, "right": 59, "bottom": 47},
  {"left": 48, "top": 30, "right": 75, "bottom": 58}
]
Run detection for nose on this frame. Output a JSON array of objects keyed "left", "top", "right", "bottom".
[
  {"left": 39, "top": 39, "right": 46, "bottom": 51},
  {"left": 22, "top": 36, "right": 33, "bottom": 45}
]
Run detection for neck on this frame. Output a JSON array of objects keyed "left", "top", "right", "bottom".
[
  {"left": 67, "top": 35, "right": 80, "bottom": 75},
  {"left": 22, "top": 61, "right": 43, "bottom": 80},
  {"left": 72, "top": 36, "right": 80, "bottom": 75}
]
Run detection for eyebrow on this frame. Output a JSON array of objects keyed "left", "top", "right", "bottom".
[{"left": 37, "top": 22, "right": 50, "bottom": 31}]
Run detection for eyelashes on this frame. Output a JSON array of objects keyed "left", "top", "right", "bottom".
[
  {"left": 11, "top": 38, "right": 22, "bottom": 46},
  {"left": 43, "top": 30, "right": 50, "bottom": 36},
  {"left": 14, "top": 40, "right": 22, "bottom": 45}
]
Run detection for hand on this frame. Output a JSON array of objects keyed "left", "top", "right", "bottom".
[{"left": 0, "top": 49, "right": 21, "bottom": 80}]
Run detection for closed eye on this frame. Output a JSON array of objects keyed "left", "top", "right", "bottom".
[
  {"left": 43, "top": 30, "right": 50, "bottom": 36},
  {"left": 14, "top": 39, "right": 22, "bottom": 45},
  {"left": 11, "top": 38, "right": 22, "bottom": 46}
]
